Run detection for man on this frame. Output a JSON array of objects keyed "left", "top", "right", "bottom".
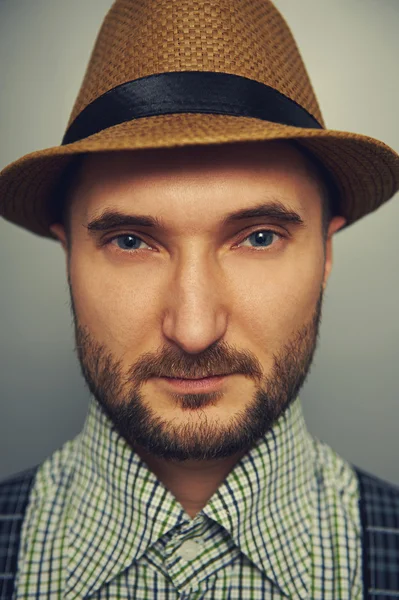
[{"left": 0, "top": 0, "right": 398, "bottom": 599}]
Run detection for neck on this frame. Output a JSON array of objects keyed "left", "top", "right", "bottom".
[{"left": 133, "top": 444, "right": 248, "bottom": 518}]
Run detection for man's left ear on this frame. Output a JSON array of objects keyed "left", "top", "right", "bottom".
[
  {"left": 49, "top": 223, "right": 68, "bottom": 253},
  {"left": 323, "top": 216, "right": 347, "bottom": 290}
]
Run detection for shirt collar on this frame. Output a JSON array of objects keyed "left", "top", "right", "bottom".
[{"left": 65, "top": 395, "right": 314, "bottom": 599}]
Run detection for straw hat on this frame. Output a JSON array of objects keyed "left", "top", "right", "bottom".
[{"left": 0, "top": 0, "right": 398, "bottom": 240}]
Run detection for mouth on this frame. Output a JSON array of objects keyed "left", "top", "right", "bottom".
[
  {"left": 159, "top": 374, "right": 229, "bottom": 392},
  {"left": 163, "top": 374, "right": 229, "bottom": 380}
]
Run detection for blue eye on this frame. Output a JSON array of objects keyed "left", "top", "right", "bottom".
[
  {"left": 241, "top": 229, "right": 284, "bottom": 251},
  {"left": 240, "top": 230, "right": 279, "bottom": 249},
  {"left": 111, "top": 234, "right": 150, "bottom": 251}
]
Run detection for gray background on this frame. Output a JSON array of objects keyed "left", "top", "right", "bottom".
[{"left": 0, "top": 0, "right": 398, "bottom": 483}]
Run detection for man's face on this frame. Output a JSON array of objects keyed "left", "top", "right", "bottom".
[{"left": 51, "top": 140, "right": 345, "bottom": 463}]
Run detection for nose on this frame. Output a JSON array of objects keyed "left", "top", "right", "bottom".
[{"left": 161, "top": 251, "right": 229, "bottom": 354}]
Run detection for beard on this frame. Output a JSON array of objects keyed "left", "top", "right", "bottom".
[{"left": 70, "top": 283, "right": 324, "bottom": 462}]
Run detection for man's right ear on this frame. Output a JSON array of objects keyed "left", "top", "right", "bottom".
[{"left": 49, "top": 223, "right": 68, "bottom": 253}]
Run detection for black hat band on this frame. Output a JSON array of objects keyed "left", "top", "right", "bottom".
[{"left": 62, "top": 71, "right": 322, "bottom": 145}]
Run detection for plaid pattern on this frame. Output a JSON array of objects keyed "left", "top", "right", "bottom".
[
  {"left": 0, "top": 466, "right": 37, "bottom": 599},
  {"left": 2, "top": 466, "right": 399, "bottom": 598},
  {"left": 355, "top": 466, "right": 399, "bottom": 599},
  {"left": 1, "top": 396, "right": 366, "bottom": 599}
]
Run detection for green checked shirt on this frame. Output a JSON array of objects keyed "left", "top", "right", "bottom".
[{"left": 15, "top": 396, "right": 362, "bottom": 599}]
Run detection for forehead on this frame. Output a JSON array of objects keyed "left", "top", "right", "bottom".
[{"left": 68, "top": 140, "right": 325, "bottom": 228}]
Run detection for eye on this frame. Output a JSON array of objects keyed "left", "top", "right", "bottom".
[
  {"left": 237, "top": 229, "right": 283, "bottom": 250},
  {"left": 109, "top": 234, "right": 152, "bottom": 252}
]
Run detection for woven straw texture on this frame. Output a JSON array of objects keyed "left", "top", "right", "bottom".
[
  {"left": 67, "top": 0, "right": 324, "bottom": 127},
  {"left": 0, "top": 0, "right": 398, "bottom": 239}
]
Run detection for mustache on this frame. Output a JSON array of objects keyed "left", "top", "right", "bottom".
[{"left": 74, "top": 332, "right": 263, "bottom": 383}]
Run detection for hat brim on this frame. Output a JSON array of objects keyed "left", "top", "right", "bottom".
[{"left": 0, "top": 113, "right": 398, "bottom": 239}]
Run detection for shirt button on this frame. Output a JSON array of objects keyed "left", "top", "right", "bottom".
[{"left": 179, "top": 539, "right": 201, "bottom": 561}]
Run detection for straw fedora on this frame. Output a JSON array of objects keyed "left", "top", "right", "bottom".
[{"left": 0, "top": 0, "right": 398, "bottom": 240}]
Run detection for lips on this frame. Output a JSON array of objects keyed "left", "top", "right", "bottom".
[
  {"left": 164, "top": 374, "right": 227, "bottom": 380},
  {"left": 160, "top": 375, "right": 228, "bottom": 392}
]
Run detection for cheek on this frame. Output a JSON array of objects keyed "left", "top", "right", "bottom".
[
  {"left": 272, "top": 252, "right": 324, "bottom": 336},
  {"left": 69, "top": 255, "right": 159, "bottom": 351},
  {"left": 231, "top": 250, "right": 324, "bottom": 347}
]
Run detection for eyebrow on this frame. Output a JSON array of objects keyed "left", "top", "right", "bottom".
[{"left": 85, "top": 199, "right": 306, "bottom": 234}]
